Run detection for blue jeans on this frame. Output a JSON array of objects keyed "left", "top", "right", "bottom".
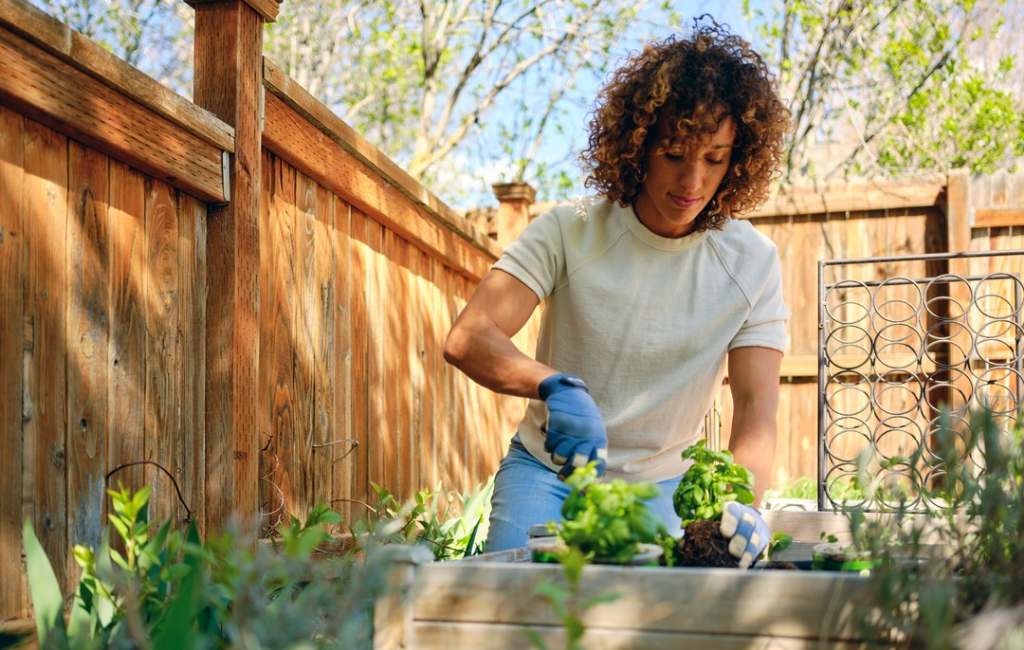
[{"left": 485, "top": 437, "right": 685, "bottom": 552}]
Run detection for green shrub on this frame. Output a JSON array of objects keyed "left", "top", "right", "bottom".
[
  {"left": 846, "top": 408, "right": 1024, "bottom": 649},
  {"left": 16, "top": 484, "right": 409, "bottom": 650},
  {"left": 358, "top": 477, "right": 493, "bottom": 560}
]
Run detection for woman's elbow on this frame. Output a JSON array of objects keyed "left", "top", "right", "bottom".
[{"left": 442, "top": 325, "right": 469, "bottom": 368}]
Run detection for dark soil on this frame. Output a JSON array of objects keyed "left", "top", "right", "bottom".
[{"left": 676, "top": 519, "right": 740, "bottom": 568}]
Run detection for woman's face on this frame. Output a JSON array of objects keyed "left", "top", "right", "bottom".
[{"left": 633, "top": 115, "right": 736, "bottom": 238}]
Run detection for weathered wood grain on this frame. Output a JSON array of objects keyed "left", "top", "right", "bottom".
[
  {"left": 186, "top": 0, "right": 281, "bottom": 22},
  {"left": 410, "top": 563, "right": 869, "bottom": 640},
  {"left": 420, "top": 255, "right": 439, "bottom": 491},
  {"left": 106, "top": 161, "right": 147, "bottom": 502},
  {"left": 267, "top": 156, "right": 296, "bottom": 529},
  {"left": 974, "top": 208, "right": 1024, "bottom": 229},
  {"left": 313, "top": 183, "right": 336, "bottom": 513},
  {"left": 746, "top": 175, "right": 945, "bottom": 218},
  {"left": 436, "top": 267, "right": 456, "bottom": 493},
  {"left": 452, "top": 275, "right": 471, "bottom": 488},
  {"left": 195, "top": 0, "right": 263, "bottom": 529},
  {"left": 408, "top": 247, "right": 426, "bottom": 494},
  {"left": 0, "top": 27, "right": 227, "bottom": 203},
  {"left": 178, "top": 193, "right": 207, "bottom": 532},
  {"left": 262, "top": 58, "right": 499, "bottom": 260},
  {"left": 257, "top": 150, "right": 276, "bottom": 531},
  {"left": 330, "top": 196, "right": 354, "bottom": 524},
  {"left": 24, "top": 117, "right": 68, "bottom": 592},
  {"left": 144, "top": 178, "right": 181, "bottom": 525},
  {"left": 293, "top": 171, "right": 317, "bottom": 521},
  {"left": 347, "top": 209, "right": 371, "bottom": 509},
  {"left": 368, "top": 220, "right": 389, "bottom": 496},
  {"left": 412, "top": 622, "right": 869, "bottom": 650},
  {"left": 0, "top": 104, "right": 27, "bottom": 618},
  {"left": 0, "top": 0, "right": 233, "bottom": 152},
  {"left": 386, "top": 231, "right": 411, "bottom": 497},
  {"left": 260, "top": 92, "right": 496, "bottom": 282},
  {"left": 66, "top": 141, "right": 109, "bottom": 586}
]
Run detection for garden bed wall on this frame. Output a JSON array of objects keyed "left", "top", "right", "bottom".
[
  {"left": 374, "top": 511, "right": 880, "bottom": 650},
  {"left": 0, "top": 0, "right": 525, "bottom": 623}
]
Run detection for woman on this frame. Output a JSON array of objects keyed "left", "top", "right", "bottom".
[{"left": 444, "top": 19, "right": 791, "bottom": 566}]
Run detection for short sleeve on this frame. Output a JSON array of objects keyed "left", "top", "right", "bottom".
[
  {"left": 491, "top": 208, "right": 566, "bottom": 302},
  {"left": 728, "top": 251, "right": 789, "bottom": 353}
]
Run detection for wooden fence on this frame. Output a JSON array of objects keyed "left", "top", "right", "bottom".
[
  {"left": 0, "top": 0, "right": 527, "bottom": 622},
  {"left": 2, "top": 0, "right": 1022, "bottom": 627},
  {"left": 721, "top": 171, "right": 1024, "bottom": 486}
]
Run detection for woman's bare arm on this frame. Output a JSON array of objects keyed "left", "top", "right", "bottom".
[
  {"left": 443, "top": 269, "right": 556, "bottom": 399},
  {"left": 727, "top": 346, "right": 783, "bottom": 506}
]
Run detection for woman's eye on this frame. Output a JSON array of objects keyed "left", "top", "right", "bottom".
[
  {"left": 705, "top": 158, "right": 726, "bottom": 166},
  {"left": 664, "top": 152, "right": 683, "bottom": 161}
]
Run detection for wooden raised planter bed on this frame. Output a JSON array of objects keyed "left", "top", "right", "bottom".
[{"left": 374, "top": 511, "right": 879, "bottom": 650}]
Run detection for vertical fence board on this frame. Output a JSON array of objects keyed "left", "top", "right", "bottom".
[
  {"left": 178, "top": 193, "right": 206, "bottom": 531},
  {"left": 454, "top": 274, "right": 470, "bottom": 488},
  {"left": 409, "top": 247, "right": 425, "bottom": 494},
  {"left": 421, "top": 255, "right": 439, "bottom": 491},
  {"left": 293, "top": 172, "right": 317, "bottom": 520},
  {"left": 367, "top": 220, "right": 389, "bottom": 494},
  {"left": 23, "top": 119, "right": 68, "bottom": 591},
  {"left": 438, "top": 266, "right": 457, "bottom": 492},
  {"left": 331, "top": 197, "right": 353, "bottom": 523},
  {"left": 257, "top": 150, "right": 274, "bottom": 530},
  {"left": 268, "top": 156, "right": 296, "bottom": 529},
  {"left": 66, "top": 142, "right": 109, "bottom": 584},
  {"left": 313, "top": 182, "right": 335, "bottom": 510},
  {"left": 387, "top": 231, "right": 412, "bottom": 497},
  {"left": 194, "top": 0, "right": 262, "bottom": 529},
  {"left": 107, "top": 161, "right": 146, "bottom": 502},
  {"left": 0, "top": 105, "right": 27, "bottom": 617},
  {"left": 348, "top": 208, "right": 371, "bottom": 507},
  {"left": 143, "top": 179, "right": 180, "bottom": 524}
]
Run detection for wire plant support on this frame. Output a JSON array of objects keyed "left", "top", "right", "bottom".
[{"left": 817, "top": 249, "right": 1024, "bottom": 511}]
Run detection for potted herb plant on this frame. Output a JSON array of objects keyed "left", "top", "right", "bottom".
[
  {"left": 535, "top": 463, "right": 672, "bottom": 566},
  {"left": 672, "top": 440, "right": 778, "bottom": 568}
]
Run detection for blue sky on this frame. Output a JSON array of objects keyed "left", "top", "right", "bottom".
[{"left": 450, "top": 0, "right": 761, "bottom": 208}]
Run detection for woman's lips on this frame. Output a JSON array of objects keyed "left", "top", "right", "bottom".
[{"left": 669, "top": 194, "right": 701, "bottom": 209}]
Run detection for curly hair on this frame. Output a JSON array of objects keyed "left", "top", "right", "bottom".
[{"left": 580, "top": 18, "right": 790, "bottom": 232}]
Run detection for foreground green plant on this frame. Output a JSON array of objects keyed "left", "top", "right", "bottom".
[
  {"left": 17, "top": 484, "right": 401, "bottom": 650},
  {"left": 848, "top": 408, "right": 1024, "bottom": 649},
  {"left": 766, "top": 474, "right": 866, "bottom": 503},
  {"left": 526, "top": 548, "right": 620, "bottom": 650},
  {"left": 348, "top": 477, "right": 492, "bottom": 560},
  {"left": 555, "top": 463, "right": 671, "bottom": 565}
]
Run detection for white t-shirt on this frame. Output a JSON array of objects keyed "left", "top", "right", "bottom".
[{"left": 493, "top": 196, "right": 789, "bottom": 483}]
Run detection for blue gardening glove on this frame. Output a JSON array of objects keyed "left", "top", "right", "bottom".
[
  {"left": 720, "top": 501, "right": 769, "bottom": 569},
  {"left": 538, "top": 373, "right": 608, "bottom": 480}
]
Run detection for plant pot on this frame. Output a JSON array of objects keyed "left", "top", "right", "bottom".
[
  {"left": 527, "top": 538, "right": 664, "bottom": 566},
  {"left": 812, "top": 542, "right": 876, "bottom": 573},
  {"left": 527, "top": 536, "right": 568, "bottom": 563}
]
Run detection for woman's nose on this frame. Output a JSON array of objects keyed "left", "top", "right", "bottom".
[{"left": 677, "top": 163, "right": 702, "bottom": 192}]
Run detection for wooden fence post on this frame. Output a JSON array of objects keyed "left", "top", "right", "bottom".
[
  {"left": 188, "top": 0, "right": 280, "bottom": 531},
  {"left": 491, "top": 182, "right": 536, "bottom": 250}
]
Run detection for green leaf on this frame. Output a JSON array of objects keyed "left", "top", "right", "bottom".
[
  {"left": 523, "top": 629, "right": 551, "bottom": 650},
  {"left": 108, "top": 514, "right": 130, "bottom": 542},
  {"left": 580, "top": 591, "right": 621, "bottom": 609},
  {"left": 23, "top": 519, "right": 67, "bottom": 646},
  {"left": 153, "top": 557, "right": 202, "bottom": 650}
]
